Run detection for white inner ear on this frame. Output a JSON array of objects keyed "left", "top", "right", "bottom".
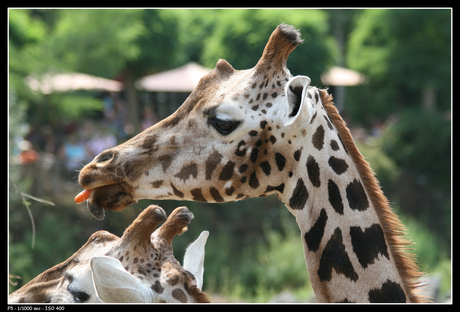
[
  {"left": 183, "top": 231, "right": 209, "bottom": 291},
  {"left": 91, "top": 256, "right": 153, "bottom": 303},
  {"left": 284, "top": 75, "right": 313, "bottom": 127}
]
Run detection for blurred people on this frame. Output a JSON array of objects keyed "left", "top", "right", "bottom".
[
  {"left": 141, "top": 107, "right": 159, "bottom": 130},
  {"left": 85, "top": 126, "right": 117, "bottom": 159},
  {"left": 102, "top": 92, "right": 116, "bottom": 120},
  {"left": 59, "top": 134, "right": 89, "bottom": 172},
  {"left": 17, "top": 140, "right": 38, "bottom": 165}
]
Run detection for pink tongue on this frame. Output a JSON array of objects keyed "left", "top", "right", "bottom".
[{"left": 74, "top": 189, "right": 92, "bottom": 204}]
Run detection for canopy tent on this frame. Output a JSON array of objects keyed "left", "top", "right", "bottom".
[
  {"left": 321, "top": 66, "right": 368, "bottom": 86},
  {"left": 25, "top": 72, "right": 123, "bottom": 94},
  {"left": 24, "top": 64, "right": 365, "bottom": 96},
  {"left": 25, "top": 64, "right": 364, "bottom": 95},
  {"left": 136, "top": 62, "right": 212, "bottom": 92}
]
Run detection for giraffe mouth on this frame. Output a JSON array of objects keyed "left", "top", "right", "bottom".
[
  {"left": 75, "top": 183, "right": 136, "bottom": 220},
  {"left": 74, "top": 189, "right": 105, "bottom": 220}
]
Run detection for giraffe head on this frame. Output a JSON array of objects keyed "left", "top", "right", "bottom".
[
  {"left": 78, "top": 23, "right": 315, "bottom": 218},
  {"left": 9, "top": 205, "right": 210, "bottom": 303},
  {"left": 76, "top": 23, "right": 428, "bottom": 303}
]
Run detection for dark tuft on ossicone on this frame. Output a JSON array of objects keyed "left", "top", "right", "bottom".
[{"left": 278, "top": 23, "right": 304, "bottom": 46}]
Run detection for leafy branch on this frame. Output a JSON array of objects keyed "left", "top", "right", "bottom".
[{"left": 10, "top": 179, "right": 55, "bottom": 249}]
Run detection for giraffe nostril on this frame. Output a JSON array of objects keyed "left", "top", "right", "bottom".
[{"left": 95, "top": 150, "right": 116, "bottom": 164}]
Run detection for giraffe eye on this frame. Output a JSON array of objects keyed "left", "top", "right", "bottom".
[
  {"left": 72, "top": 290, "right": 90, "bottom": 303},
  {"left": 67, "top": 284, "right": 90, "bottom": 303},
  {"left": 208, "top": 116, "right": 241, "bottom": 136}
]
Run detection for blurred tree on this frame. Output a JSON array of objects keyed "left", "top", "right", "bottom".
[
  {"left": 9, "top": 10, "right": 106, "bottom": 130},
  {"left": 9, "top": 9, "right": 47, "bottom": 92},
  {"left": 346, "top": 9, "right": 451, "bottom": 122},
  {"left": 171, "top": 9, "right": 220, "bottom": 64},
  {"left": 46, "top": 9, "right": 182, "bottom": 133},
  {"left": 9, "top": 9, "right": 46, "bottom": 47},
  {"left": 50, "top": 10, "right": 144, "bottom": 77},
  {"left": 198, "top": 9, "right": 337, "bottom": 85},
  {"left": 380, "top": 108, "right": 451, "bottom": 192},
  {"left": 345, "top": 9, "right": 451, "bottom": 239}
]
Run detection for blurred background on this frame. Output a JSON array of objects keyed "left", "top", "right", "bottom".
[{"left": 8, "top": 8, "right": 451, "bottom": 302}]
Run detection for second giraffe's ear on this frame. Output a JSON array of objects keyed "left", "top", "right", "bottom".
[
  {"left": 283, "top": 75, "right": 314, "bottom": 129},
  {"left": 91, "top": 256, "right": 154, "bottom": 303},
  {"left": 183, "top": 231, "right": 209, "bottom": 291}
]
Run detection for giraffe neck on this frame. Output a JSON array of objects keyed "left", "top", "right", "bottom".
[{"left": 279, "top": 91, "right": 425, "bottom": 303}]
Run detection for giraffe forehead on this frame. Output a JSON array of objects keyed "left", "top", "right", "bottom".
[{"left": 209, "top": 68, "right": 289, "bottom": 110}]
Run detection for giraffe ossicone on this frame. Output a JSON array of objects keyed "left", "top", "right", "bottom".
[
  {"left": 77, "top": 24, "right": 428, "bottom": 303},
  {"left": 9, "top": 205, "right": 210, "bottom": 303}
]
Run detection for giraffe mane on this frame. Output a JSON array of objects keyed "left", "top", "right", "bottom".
[{"left": 319, "top": 89, "right": 430, "bottom": 303}]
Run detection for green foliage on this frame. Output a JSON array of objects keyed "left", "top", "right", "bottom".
[
  {"left": 346, "top": 9, "right": 451, "bottom": 120},
  {"left": 384, "top": 9, "right": 451, "bottom": 92},
  {"left": 390, "top": 207, "right": 451, "bottom": 301},
  {"left": 356, "top": 140, "right": 400, "bottom": 188},
  {"left": 251, "top": 216, "right": 310, "bottom": 298},
  {"left": 46, "top": 9, "right": 183, "bottom": 78},
  {"left": 200, "top": 9, "right": 336, "bottom": 83},
  {"left": 399, "top": 208, "right": 448, "bottom": 271},
  {"left": 344, "top": 9, "right": 450, "bottom": 248},
  {"left": 9, "top": 9, "right": 184, "bottom": 131},
  {"left": 379, "top": 108, "right": 451, "bottom": 191},
  {"left": 9, "top": 10, "right": 52, "bottom": 76},
  {"left": 51, "top": 9, "right": 144, "bottom": 78},
  {"left": 347, "top": 9, "right": 393, "bottom": 82},
  {"left": 9, "top": 234, "right": 33, "bottom": 293},
  {"left": 171, "top": 9, "right": 220, "bottom": 64},
  {"left": 54, "top": 93, "right": 104, "bottom": 120},
  {"left": 343, "top": 84, "right": 399, "bottom": 127},
  {"left": 432, "top": 258, "right": 452, "bottom": 296},
  {"left": 9, "top": 9, "right": 46, "bottom": 46},
  {"left": 127, "top": 9, "right": 183, "bottom": 75},
  {"left": 32, "top": 213, "right": 85, "bottom": 270},
  {"left": 18, "top": 91, "right": 103, "bottom": 127},
  {"left": 348, "top": 9, "right": 451, "bottom": 88}
]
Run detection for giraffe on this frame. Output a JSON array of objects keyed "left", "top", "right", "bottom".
[
  {"left": 9, "top": 205, "right": 211, "bottom": 303},
  {"left": 77, "top": 24, "right": 428, "bottom": 303}
]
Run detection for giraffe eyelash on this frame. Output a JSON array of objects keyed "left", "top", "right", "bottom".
[{"left": 202, "top": 106, "right": 218, "bottom": 117}]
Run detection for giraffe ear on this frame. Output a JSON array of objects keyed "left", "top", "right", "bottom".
[
  {"left": 183, "top": 231, "right": 209, "bottom": 291},
  {"left": 283, "top": 75, "right": 314, "bottom": 129},
  {"left": 91, "top": 256, "right": 153, "bottom": 303}
]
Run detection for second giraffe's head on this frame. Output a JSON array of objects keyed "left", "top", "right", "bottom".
[{"left": 9, "top": 206, "right": 210, "bottom": 303}]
